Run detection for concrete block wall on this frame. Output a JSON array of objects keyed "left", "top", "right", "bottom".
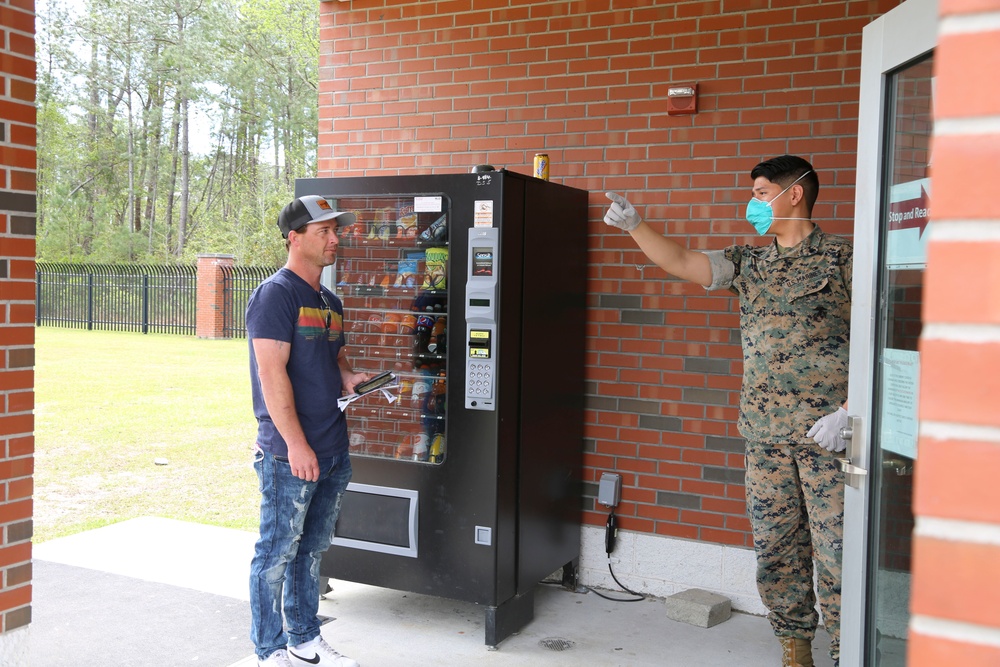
[
  {"left": 0, "top": 0, "right": 36, "bottom": 660},
  {"left": 909, "top": 0, "right": 1000, "bottom": 664},
  {"left": 317, "top": 0, "right": 900, "bottom": 563}
]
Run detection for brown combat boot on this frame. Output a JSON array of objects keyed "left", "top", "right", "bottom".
[{"left": 779, "top": 637, "right": 814, "bottom": 667}]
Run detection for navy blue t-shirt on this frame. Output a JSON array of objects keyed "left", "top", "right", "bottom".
[{"left": 247, "top": 268, "right": 349, "bottom": 458}]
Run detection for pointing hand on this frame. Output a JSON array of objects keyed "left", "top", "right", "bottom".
[{"left": 604, "top": 192, "right": 642, "bottom": 232}]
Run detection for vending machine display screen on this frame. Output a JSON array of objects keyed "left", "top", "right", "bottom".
[{"left": 472, "top": 247, "right": 494, "bottom": 276}]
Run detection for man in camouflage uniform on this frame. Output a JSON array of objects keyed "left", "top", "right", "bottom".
[{"left": 603, "top": 155, "right": 850, "bottom": 667}]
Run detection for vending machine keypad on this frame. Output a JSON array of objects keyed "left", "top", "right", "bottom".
[{"left": 467, "top": 363, "right": 494, "bottom": 398}]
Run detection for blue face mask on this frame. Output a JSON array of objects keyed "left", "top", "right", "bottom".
[{"left": 745, "top": 171, "right": 812, "bottom": 235}]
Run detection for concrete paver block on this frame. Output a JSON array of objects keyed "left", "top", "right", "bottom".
[{"left": 665, "top": 588, "right": 732, "bottom": 628}]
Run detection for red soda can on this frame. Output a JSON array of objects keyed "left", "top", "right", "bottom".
[{"left": 533, "top": 153, "right": 549, "bottom": 181}]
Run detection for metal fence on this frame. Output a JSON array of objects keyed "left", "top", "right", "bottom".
[
  {"left": 35, "top": 263, "right": 281, "bottom": 337},
  {"left": 222, "top": 265, "right": 279, "bottom": 338},
  {"left": 35, "top": 263, "right": 198, "bottom": 335}
]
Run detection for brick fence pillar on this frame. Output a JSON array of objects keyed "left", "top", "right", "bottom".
[{"left": 196, "top": 254, "right": 235, "bottom": 339}]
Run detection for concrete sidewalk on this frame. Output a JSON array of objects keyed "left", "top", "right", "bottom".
[{"left": 32, "top": 517, "right": 834, "bottom": 666}]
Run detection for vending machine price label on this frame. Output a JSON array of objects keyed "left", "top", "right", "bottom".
[{"left": 414, "top": 196, "right": 442, "bottom": 212}]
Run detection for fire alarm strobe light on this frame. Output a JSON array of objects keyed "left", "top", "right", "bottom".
[{"left": 667, "top": 83, "right": 698, "bottom": 115}]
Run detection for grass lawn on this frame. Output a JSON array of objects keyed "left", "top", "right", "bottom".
[{"left": 34, "top": 327, "right": 260, "bottom": 542}]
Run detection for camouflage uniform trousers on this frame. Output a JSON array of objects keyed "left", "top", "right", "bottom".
[{"left": 745, "top": 440, "right": 845, "bottom": 662}]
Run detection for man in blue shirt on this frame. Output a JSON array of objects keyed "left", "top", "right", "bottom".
[{"left": 247, "top": 195, "right": 368, "bottom": 667}]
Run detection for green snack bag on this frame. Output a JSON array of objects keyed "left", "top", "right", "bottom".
[{"left": 422, "top": 247, "right": 448, "bottom": 290}]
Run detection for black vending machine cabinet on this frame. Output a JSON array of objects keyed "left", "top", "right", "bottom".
[{"left": 294, "top": 170, "right": 587, "bottom": 647}]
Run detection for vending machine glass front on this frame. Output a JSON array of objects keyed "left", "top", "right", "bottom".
[{"left": 329, "top": 194, "right": 449, "bottom": 465}]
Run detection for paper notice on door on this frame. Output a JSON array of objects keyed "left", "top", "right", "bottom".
[{"left": 879, "top": 348, "right": 920, "bottom": 460}]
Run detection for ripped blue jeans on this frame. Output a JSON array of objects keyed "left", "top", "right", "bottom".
[{"left": 250, "top": 449, "right": 352, "bottom": 659}]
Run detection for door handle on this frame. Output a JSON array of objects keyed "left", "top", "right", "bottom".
[
  {"left": 836, "top": 415, "right": 868, "bottom": 487},
  {"left": 882, "top": 457, "right": 913, "bottom": 476},
  {"left": 836, "top": 457, "right": 869, "bottom": 476}
]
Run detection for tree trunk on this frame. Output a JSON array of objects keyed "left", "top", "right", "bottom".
[
  {"left": 84, "top": 40, "right": 100, "bottom": 254},
  {"left": 177, "top": 95, "right": 189, "bottom": 256},
  {"left": 165, "top": 94, "right": 181, "bottom": 254}
]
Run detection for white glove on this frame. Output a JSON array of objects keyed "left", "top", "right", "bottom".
[
  {"left": 604, "top": 192, "right": 642, "bottom": 231},
  {"left": 807, "top": 407, "right": 849, "bottom": 452}
]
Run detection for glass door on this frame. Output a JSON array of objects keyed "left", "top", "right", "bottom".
[
  {"left": 841, "top": 0, "right": 936, "bottom": 665},
  {"left": 322, "top": 195, "right": 450, "bottom": 465},
  {"left": 865, "top": 57, "right": 933, "bottom": 664}
]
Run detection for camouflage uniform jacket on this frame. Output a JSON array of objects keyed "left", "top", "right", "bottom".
[{"left": 704, "top": 226, "right": 852, "bottom": 445}]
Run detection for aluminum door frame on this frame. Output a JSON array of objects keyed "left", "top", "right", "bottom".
[{"left": 841, "top": 0, "right": 937, "bottom": 664}]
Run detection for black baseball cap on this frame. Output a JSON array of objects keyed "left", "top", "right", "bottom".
[{"left": 277, "top": 195, "right": 357, "bottom": 238}]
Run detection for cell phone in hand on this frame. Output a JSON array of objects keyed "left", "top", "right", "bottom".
[{"left": 354, "top": 371, "right": 396, "bottom": 395}]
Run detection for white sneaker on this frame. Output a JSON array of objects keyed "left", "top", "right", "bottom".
[
  {"left": 258, "top": 649, "right": 294, "bottom": 667},
  {"left": 288, "top": 636, "right": 359, "bottom": 667}
]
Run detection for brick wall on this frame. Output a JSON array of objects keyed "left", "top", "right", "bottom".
[
  {"left": 318, "top": 0, "right": 901, "bottom": 545},
  {"left": 909, "top": 0, "right": 1000, "bottom": 664},
  {"left": 0, "top": 0, "right": 36, "bottom": 652}
]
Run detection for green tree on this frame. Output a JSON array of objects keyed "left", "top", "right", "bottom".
[{"left": 36, "top": 0, "right": 320, "bottom": 266}]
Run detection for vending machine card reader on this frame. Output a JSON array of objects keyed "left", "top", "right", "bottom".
[{"left": 465, "top": 227, "right": 498, "bottom": 410}]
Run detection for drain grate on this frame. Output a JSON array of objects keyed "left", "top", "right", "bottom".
[{"left": 539, "top": 637, "right": 575, "bottom": 652}]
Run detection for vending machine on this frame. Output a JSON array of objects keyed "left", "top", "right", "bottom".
[{"left": 294, "top": 170, "right": 587, "bottom": 647}]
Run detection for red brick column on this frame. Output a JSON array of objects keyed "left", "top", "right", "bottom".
[
  {"left": 909, "top": 2, "right": 1000, "bottom": 665},
  {"left": 0, "top": 0, "right": 36, "bottom": 658},
  {"left": 196, "top": 254, "right": 235, "bottom": 339}
]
